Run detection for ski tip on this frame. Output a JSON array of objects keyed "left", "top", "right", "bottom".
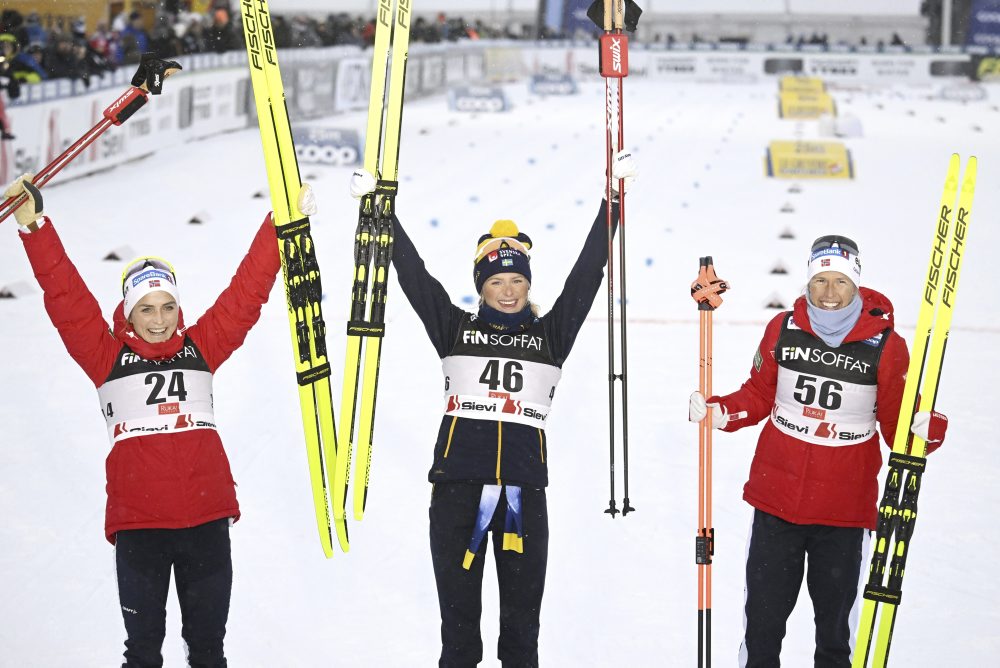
[{"left": 335, "top": 520, "right": 351, "bottom": 553}]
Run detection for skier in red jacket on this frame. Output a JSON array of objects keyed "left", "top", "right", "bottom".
[
  {"left": 689, "top": 236, "right": 948, "bottom": 668},
  {"left": 5, "top": 174, "right": 313, "bottom": 667}
]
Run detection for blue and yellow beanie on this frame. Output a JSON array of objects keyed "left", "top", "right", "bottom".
[{"left": 473, "top": 220, "right": 533, "bottom": 293}]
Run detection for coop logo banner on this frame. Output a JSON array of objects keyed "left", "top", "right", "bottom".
[
  {"left": 292, "top": 127, "right": 360, "bottom": 166},
  {"left": 968, "top": 0, "right": 1000, "bottom": 47},
  {"left": 448, "top": 86, "right": 509, "bottom": 113}
]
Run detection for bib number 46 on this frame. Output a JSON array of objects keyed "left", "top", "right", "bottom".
[{"left": 479, "top": 360, "right": 523, "bottom": 393}]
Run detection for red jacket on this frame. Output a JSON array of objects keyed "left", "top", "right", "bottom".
[
  {"left": 714, "top": 288, "right": 909, "bottom": 529},
  {"left": 21, "top": 216, "right": 280, "bottom": 542}
]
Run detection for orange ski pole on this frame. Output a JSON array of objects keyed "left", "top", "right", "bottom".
[{"left": 691, "top": 256, "right": 728, "bottom": 668}]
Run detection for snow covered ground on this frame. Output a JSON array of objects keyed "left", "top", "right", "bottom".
[{"left": 0, "top": 72, "right": 997, "bottom": 666}]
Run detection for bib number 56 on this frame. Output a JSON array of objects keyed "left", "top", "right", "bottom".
[{"left": 793, "top": 375, "right": 842, "bottom": 410}]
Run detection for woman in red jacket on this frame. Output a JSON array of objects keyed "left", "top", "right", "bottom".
[
  {"left": 5, "top": 175, "right": 311, "bottom": 667},
  {"left": 689, "top": 235, "right": 948, "bottom": 668}
]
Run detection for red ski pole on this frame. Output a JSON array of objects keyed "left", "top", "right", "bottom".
[
  {"left": 691, "top": 256, "right": 729, "bottom": 668},
  {"left": 0, "top": 53, "right": 181, "bottom": 224}
]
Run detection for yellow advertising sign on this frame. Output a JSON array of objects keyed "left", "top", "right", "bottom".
[
  {"left": 976, "top": 56, "right": 1000, "bottom": 81},
  {"left": 778, "top": 90, "right": 837, "bottom": 119},
  {"left": 779, "top": 76, "right": 826, "bottom": 93},
  {"left": 765, "top": 140, "right": 854, "bottom": 180}
]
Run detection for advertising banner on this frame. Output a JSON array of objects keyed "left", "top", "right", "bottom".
[
  {"left": 967, "top": 0, "right": 1000, "bottom": 47},
  {"left": 765, "top": 140, "right": 854, "bottom": 180}
]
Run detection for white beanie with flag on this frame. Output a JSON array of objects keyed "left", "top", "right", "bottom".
[
  {"left": 122, "top": 257, "right": 180, "bottom": 319},
  {"left": 807, "top": 235, "right": 861, "bottom": 289}
]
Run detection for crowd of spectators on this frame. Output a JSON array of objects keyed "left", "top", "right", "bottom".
[{"left": 0, "top": 2, "right": 532, "bottom": 91}]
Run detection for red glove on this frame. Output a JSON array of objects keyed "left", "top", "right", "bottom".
[{"left": 910, "top": 411, "right": 947, "bottom": 454}]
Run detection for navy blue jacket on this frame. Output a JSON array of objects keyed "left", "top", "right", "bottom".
[{"left": 392, "top": 201, "right": 618, "bottom": 487}]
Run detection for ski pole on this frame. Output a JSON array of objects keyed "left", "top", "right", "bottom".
[
  {"left": 0, "top": 53, "right": 181, "bottom": 224},
  {"left": 691, "top": 256, "right": 729, "bottom": 668},
  {"left": 589, "top": 0, "right": 642, "bottom": 518},
  {"left": 601, "top": 0, "right": 619, "bottom": 519},
  {"left": 616, "top": 31, "right": 634, "bottom": 518}
]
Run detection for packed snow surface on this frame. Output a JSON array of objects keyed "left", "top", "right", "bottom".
[{"left": 1, "top": 72, "right": 997, "bottom": 665}]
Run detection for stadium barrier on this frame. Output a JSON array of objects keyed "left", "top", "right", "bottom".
[{"left": 0, "top": 43, "right": 978, "bottom": 186}]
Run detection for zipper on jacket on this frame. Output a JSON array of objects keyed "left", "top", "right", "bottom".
[
  {"left": 537, "top": 429, "right": 545, "bottom": 464},
  {"left": 443, "top": 416, "right": 458, "bottom": 458},
  {"left": 495, "top": 422, "right": 503, "bottom": 484}
]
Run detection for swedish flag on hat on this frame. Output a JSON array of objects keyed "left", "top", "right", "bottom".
[{"left": 473, "top": 220, "right": 533, "bottom": 293}]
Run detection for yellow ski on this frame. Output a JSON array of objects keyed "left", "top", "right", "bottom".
[
  {"left": 240, "top": 0, "right": 337, "bottom": 558},
  {"left": 853, "top": 155, "right": 976, "bottom": 666}
]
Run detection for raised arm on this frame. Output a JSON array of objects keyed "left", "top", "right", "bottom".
[
  {"left": 542, "top": 199, "right": 619, "bottom": 366},
  {"left": 20, "top": 219, "right": 120, "bottom": 386},
  {"left": 391, "top": 215, "right": 466, "bottom": 358},
  {"left": 188, "top": 214, "right": 281, "bottom": 371}
]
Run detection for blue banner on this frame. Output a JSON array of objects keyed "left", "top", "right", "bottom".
[
  {"left": 967, "top": 0, "right": 1000, "bottom": 47},
  {"left": 563, "top": 0, "right": 600, "bottom": 38}
]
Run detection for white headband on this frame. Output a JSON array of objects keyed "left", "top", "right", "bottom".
[
  {"left": 123, "top": 268, "right": 180, "bottom": 319},
  {"left": 808, "top": 246, "right": 861, "bottom": 288}
]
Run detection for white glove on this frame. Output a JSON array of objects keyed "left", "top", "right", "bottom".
[
  {"left": 3, "top": 173, "right": 44, "bottom": 230},
  {"left": 909, "top": 410, "right": 948, "bottom": 449},
  {"left": 689, "top": 391, "right": 728, "bottom": 429},
  {"left": 350, "top": 169, "right": 377, "bottom": 199},
  {"left": 297, "top": 182, "right": 317, "bottom": 216},
  {"left": 611, "top": 149, "right": 637, "bottom": 197}
]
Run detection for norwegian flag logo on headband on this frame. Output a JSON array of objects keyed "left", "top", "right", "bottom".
[{"left": 807, "top": 238, "right": 861, "bottom": 288}]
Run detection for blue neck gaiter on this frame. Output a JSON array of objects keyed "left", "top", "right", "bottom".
[
  {"left": 477, "top": 303, "right": 534, "bottom": 333},
  {"left": 806, "top": 292, "right": 863, "bottom": 348}
]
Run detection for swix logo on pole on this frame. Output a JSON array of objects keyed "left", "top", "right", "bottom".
[
  {"left": 103, "top": 87, "right": 147, "bottom": 125},
  {"left": 599, "top": 34, "right": 629, "bottom": 78}
]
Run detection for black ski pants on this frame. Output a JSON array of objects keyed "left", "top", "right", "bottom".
[
  {"left": 740, "top": 509, "right": 867, "bottom": 668},
  {"left": 430, "top": 482, "right": 549, "bottom": 668},
  {"left": 115, "top": 518, "right": 232, "bottom": 668}
]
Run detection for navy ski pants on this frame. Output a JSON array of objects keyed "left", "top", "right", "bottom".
[
  {"left": 115, "top": 518, "right": 232, "bottom": 668},
  {"left": 740, "top": 509, "right": 867, "bottom": 668},
  {"left": 429, "top": 482, "right": 549, "bottom": 668}
]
